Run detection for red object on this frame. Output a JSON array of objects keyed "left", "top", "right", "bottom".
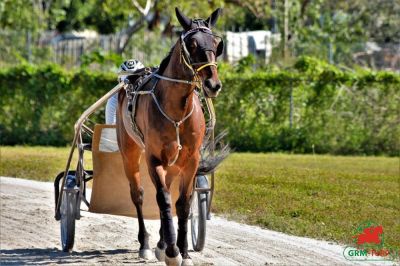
[{"left": 353, "top": 225, "right": 383, "bottom": 245}]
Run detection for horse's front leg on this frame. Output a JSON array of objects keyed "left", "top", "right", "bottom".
[
  {"left": 155, "top": 212, "right": 166, "bottom": 261},
  {"left": 148, "top": 157, "right": 181, "bottom": 266},
  {"left": 175, "top": 155, "right": 199, "bottom": 266}
]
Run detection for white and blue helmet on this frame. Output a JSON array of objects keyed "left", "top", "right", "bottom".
[
  {"left": 118, "top": 59, "right": 145, "bottom": 82},
  {"left": 119, "top": 59, "right": 145, "bottom": 72}
]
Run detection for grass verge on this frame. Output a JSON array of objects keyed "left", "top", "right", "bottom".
[
  {"left": 0, "top": 146, "right": 92, "bottom": 182},
  {"left": 214, "top": 153, "right": 399, "bottom": 250},
  {"left": 1, "top": 146, "right": 399, "bottom": 249}
]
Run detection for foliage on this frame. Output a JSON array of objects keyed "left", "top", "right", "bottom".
[
  {"left": 0, "top": 57, "right": 399, "bottom": 155},
  {"left": 1, "top": 0, "right": 399, "bottom": 67},
  {"left": 80, "top": 50, "right": 123, "bottom": 71},
  {"left": 217, "top": 57, "right": 399, "bottom": 155},
  {"left": 234, "top": 55, "right": 257, "bottom": 72},
  {"left": 0, "top": 0, "right": 43, "bottom": 32},
  {"left": 0, "top": 64, "right": 115, "bottom": 145},
  {"left": 222, "top": 0, "right": 400, "bottom": 65},
  {"left": 289, "top": 1, "right": 368, "bottom": 64}
]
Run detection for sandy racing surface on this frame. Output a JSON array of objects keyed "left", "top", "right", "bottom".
[{"left": 0, "top": 177, "right": 391, "bottom": 265}]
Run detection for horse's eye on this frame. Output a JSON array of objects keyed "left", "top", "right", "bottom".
[
  {"left": 190, "top": 40, "right": 197, "bottom": 50},
  {"left": 214, "top": 39, "right": 218, "bottom": 46}
]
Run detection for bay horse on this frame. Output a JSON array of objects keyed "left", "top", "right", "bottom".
[{"left": 116, "top": 7, "right": 224, "bottom": 266}]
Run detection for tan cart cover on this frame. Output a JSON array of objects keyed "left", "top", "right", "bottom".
[{"left": 89, "top": 124, "right": 179, "bottom": 219}]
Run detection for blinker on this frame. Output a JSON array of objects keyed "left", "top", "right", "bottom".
[
  {"left": 183, "top": 27, "right": 224, "bottom": 58},
  {"left": 216, "top": 39, "right": 224, "bottom": 57}
]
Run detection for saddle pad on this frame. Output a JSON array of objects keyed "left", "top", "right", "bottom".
[{"left": 89, "top": 124, "right": 180, "bottom": 219}]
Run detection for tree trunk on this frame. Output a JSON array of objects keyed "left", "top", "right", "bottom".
[
  {"left": 116, "top": 18, "right": 146, "bottom": 55},
  {"left": 116, "top": 0, "right": 158, "bottom": 55}
]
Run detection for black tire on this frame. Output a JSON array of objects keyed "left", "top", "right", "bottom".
[
  {"left": 60, "top": 176, "right": 78, "bottom": 252},
  {"left": 191, "top": 180, "right": 208, "bottom": 251}
]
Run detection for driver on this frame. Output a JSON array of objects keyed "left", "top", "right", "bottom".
[{"left": 105, "top": 59, "right": 145, "bottom": 124}]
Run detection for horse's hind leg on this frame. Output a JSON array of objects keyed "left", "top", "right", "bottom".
[
  {"left": 131, "top": 183, "right": 152, "bottom": 260},
  {"left": 121, "top": 147, "right": 152, "bottom": 260}
]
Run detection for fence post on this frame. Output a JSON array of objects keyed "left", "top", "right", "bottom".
[
  {"left": 26, "top": 30, "right": 32, "bottom": 63},
  {"left": 289, "top": 82, "right": 293, "bottom": 128},
  {"left": 283, "top": 0, "right": 289, "bottom": 60},
  {"left": 79, "top": 39, "right": 84, "bottom": 65}
]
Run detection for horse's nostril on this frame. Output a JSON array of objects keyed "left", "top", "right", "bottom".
[
  {"left": 205, "top": 79, "right": 222, "bottom": 93},
  {"left": 204, "top": 79, "right": 212, "bottom": 89}
]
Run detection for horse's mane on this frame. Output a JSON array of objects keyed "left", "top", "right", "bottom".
[{"left": 157, "top": 46, "right": 175, "bottom": 74}]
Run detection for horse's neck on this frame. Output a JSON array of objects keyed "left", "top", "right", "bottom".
[
  {"left": 163, "top": 40, "right": 193, "bottom": 81},
  {"left": 158, "top": 42, "right": 196, "bottom": 121}
]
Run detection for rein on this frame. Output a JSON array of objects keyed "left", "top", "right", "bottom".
[{"left": 153, "top": 73, "right": 198, "bottom": 85}]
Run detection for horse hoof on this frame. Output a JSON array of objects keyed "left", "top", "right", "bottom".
[
  {"left": 165, "top": 253, "right": 182, "bottom": 266},
  {"left": 155, "top": 246, "right": 165, "bottom": 261},
  {"left": 182, "top": 258, "right": 194, "bottom": 266},
  {"left": 139, "top": 248, "right": 153, "bottom": 260}
]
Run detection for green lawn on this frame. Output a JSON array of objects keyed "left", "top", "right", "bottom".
[
  {"left": 0, "top": 146, "right": 92, "bottom": 181},
  {"left": 1, "top": 146, "right": 399, "bottom": 249},
  {"left": 215, "top": 153, "right": 399, "bottom": 250}
]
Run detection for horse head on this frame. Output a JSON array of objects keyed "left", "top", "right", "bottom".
[{"left": 176, "top": 8, "right": 224, "bottom": 98}]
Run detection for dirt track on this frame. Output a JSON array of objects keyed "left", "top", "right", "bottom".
[{"left": 0, "top": 177, "right": 391, "bottom": 265}]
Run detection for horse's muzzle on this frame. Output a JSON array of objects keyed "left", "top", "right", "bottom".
[{"left": 204, "top": 78, "right": 222, "bottom": 98}]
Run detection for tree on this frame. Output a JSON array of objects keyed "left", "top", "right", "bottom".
[
  {"left": 47, "top": 0, "right": 225, "bottom": 53},
  {"left": 0, "top": 0, "right": 43, "bottom": 32},
  {"left": 286, "top": 0, "right": 400, "bottom": 62}
]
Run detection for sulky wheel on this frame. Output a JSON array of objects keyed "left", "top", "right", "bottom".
[
  {"left": 191, "top": 175, "right": 208, "bottom": 251},
  {"left": 60, "top": 175, "right": 79, "bottom": 252}
]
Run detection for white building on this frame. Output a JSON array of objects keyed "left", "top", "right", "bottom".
[{"left": 226, "top": 30, "right": 279, "bottom": 64}]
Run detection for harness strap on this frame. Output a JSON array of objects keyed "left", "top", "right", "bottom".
[
  {"left": 150, "top": 93, "right": 194, "bottom": 128},
  {"left": 127, "top": 79, "right": 195, "bottom": 166},
  {"left": 126, "top": 26, "right": 218, "bottom": 166},
  {"left": 153, "top": 73, "right": 198, "bottom": 85},
  {"left": 150, "top": 92, "right": 194, "bottom": 166}
]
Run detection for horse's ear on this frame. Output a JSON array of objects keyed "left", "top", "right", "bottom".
[
  {"left": 175, "top": 7, "right": 192, "bottom": 31},
  {"left": 206, "top": 8, "right": 222, "bottom": 28}
]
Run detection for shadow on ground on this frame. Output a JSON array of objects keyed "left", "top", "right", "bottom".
[{"left": 0, "top": 248, "right": 140, "bottom": 265}]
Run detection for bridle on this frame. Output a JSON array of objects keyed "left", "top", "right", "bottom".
[
  {"left": 180, "top": 26, "right": 220, "bottom": 76},
  {"left": 154, "top": 25, "right": 223, "bottom": 85}
]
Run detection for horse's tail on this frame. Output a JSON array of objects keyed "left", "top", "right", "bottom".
[{"left": 196, "top": 131, "right": 230, "bottom": 176}]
